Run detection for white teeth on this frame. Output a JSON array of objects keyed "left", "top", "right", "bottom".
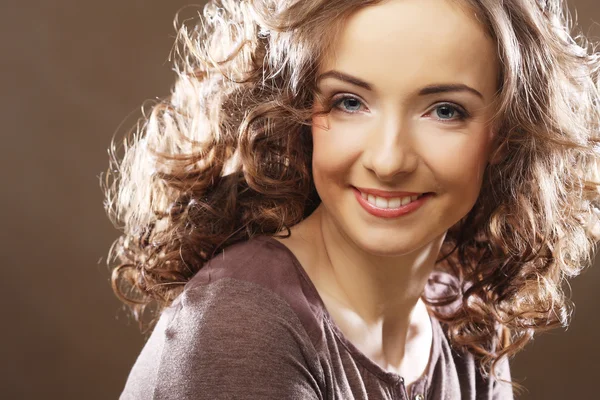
[
  {"left": 375, "top": 197, "right": 387, "bottom": 208},
  {"left": 361, "top": 192, "right": 421, "bottom": 209},
  {"left": 388, "top": 198, "right": 401, "bottom": 208}
]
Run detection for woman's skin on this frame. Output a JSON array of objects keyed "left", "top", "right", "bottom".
[{"left": 275, "top": 0, "right": 501, "bottom": 391}]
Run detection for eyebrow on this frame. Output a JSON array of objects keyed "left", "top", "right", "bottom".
[{"left": 316, "top": 70, "right": 484, "bottom": 100}]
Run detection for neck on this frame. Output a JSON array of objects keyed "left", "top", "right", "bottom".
[
  {"left": 312, "top": 205, "right": 445, "bottom": 326},
  {"left": 277, "top": 204, "right": 443, "bottom": 378}
]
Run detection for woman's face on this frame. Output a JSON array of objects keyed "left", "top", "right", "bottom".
[{"left": 311, "top": 0, "right": 499, "bottom": 256}]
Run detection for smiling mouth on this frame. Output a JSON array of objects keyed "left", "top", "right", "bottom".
[
  {"left": 353, "top": 186, "right": 432, "bottom": 209},
  {"left": 351, "top": 186, "right": 433, "bottom": 218},
  {"left": 360, "top": 191, "right": 427, "bottom": 209}
]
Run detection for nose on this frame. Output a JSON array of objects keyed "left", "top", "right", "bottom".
[{"left": 362, "top": 117, "right": 419, "bottom": 182}]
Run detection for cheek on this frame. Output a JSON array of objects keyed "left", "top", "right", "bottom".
[
  {"left": 311, "top": 116, "right": 363, "bottom": 183},
  {"left": 422, "top": 133, "right": 491, "bottom": 194}
]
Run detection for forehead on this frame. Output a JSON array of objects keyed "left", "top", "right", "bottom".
[{"left": 320, "top": 0, "right": 499, "bottom": 98}]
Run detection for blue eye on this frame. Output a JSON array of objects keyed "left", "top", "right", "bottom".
[
  {"left": 436, "top": 105, "right": 456, "bottom": 119},
  {"left": 331, "top": 95, "right": 364, "bottom": 114},
  {"left": 432, "top": 104, "right": 469, "bottom": 122}
]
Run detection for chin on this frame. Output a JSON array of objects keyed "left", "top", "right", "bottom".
[{"left": 348, "top": 230, "right": 428, "bottom": 258}]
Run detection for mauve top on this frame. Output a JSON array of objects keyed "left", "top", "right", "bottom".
[{"left": 120, "top": 235, "right": 513, "bottom": 400}]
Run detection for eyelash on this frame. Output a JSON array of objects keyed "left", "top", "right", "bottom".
[{"left": 329, "top": 95, "right": 470, "bottom": 122}]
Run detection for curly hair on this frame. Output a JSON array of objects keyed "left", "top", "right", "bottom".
[{"left": 102, "top": 0, "right": 600, "bottom": 387}]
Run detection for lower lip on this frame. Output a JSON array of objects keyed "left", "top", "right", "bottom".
[{"left": 352, "top": 187, "right": 432, "bottom": 218}]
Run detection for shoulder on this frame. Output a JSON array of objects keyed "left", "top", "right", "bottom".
[
  {"left": 173, "top": 234, "right": 325, "bottom": 349},
  {"left": 185, "top": 236, "right": 326, "bottom": 338},
  {"left": 167, "top": 277, "right": 318, "bottom": 357},
  {"left": 121, "top": 247, "right": 325, "bottom": 399},
  {"left": 186, "top": 235, "right": 314, "bottom": 301}
]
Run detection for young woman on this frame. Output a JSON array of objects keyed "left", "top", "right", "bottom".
[{"left": 103, "top": 0, "right": 600, "bottom": 398}]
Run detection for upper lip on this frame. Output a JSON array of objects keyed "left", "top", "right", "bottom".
[{"left": 354, "top": 186, "right": 428, "bottom": 198}]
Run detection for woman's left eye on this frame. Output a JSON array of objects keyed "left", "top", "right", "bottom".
[
  {"left": 429, "top": 103, "right": 470, "bottom": 122},
  {"left": 331, "top": 95, "right": 365, "bottom": 113}
]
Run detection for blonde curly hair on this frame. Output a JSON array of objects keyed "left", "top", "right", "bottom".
[{"left": 102, "top": 0, "right": 600, "bottom": 387}]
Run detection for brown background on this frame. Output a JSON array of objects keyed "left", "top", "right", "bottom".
[{"left": 2, "top": 1, "right": 599, "bottom": 399}]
